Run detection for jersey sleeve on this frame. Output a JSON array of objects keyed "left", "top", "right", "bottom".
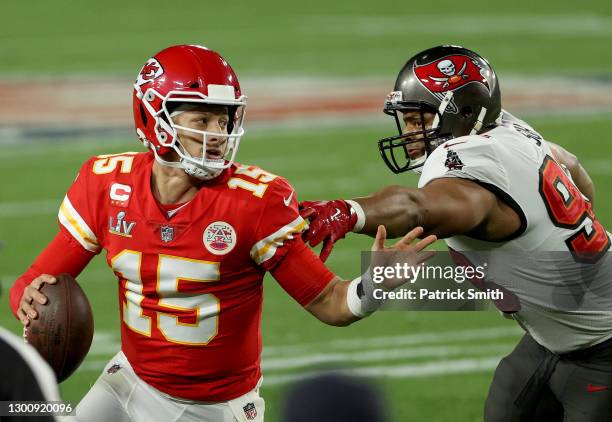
[
  {"left": 418, "top": 136, "right": 510, "bottom": 193},
  {"left": 270, "top": 238, "right": 336, "bottom": 307},
  {"left": 9, "top": 231, "right": 95, "bottom": 318},
  {"left": 250, "top": 177, "right": 308, "bottom": 271},
  {"left": 58, "top": 157, "right": 103, "bottom": 253}
]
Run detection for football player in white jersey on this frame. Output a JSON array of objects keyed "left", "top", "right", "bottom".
[{"left": 300, "top": 45, "right": 612, "bottom": 421}]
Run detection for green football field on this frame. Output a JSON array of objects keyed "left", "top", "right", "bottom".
[{"left": 1, "top": 1, "right": 612, "bottom": 421}]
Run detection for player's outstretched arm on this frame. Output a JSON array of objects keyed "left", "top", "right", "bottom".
[
  {"left": 299, "top": 178, "right": 501, "bottom": 260},
  {"left": 10, "top": 231, "right": 95, "bottom": 326},
  {"left": 301, "top": 226, "right": 436, "bottom": 326},
  {"left": 300, "top": 177, "right": 511, "bottom": 257},
  {"left": 548, "top": 142, "right": 595, "bottom": 206},
  {"left": 351, "top": 177, "right": 518, "bottom": 240}
]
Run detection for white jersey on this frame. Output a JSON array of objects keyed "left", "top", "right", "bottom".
[{"left": 418, "top": 111, "right": 612, "bottom": 353}]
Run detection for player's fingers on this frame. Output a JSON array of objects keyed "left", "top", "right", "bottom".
[
  {"left": 309, "top": 225, "right": 328, "bottom": 247},
  {"left": 19, "top": 299, "right": 37, "bottom": 319},
  {"left": 21, "top": 286, "right": 34, "bottom": 302},
  {"left": 371, "top": 225, "right": 386, "bottom": 251},
  {"left": 319, "top": 240, "right": 334, "bottom": 262},
  {"left": 18, "top": 302, "right": 31, "bottom": 318},
  {"left": 395, "top": 226, "right": 425, "bottom": 247},
  {"left": 30, "top": 278, "right": 44, "bottom": 290},
  {"left": 299, "top": 207, "right": 316, "bottom": 220},
  {"left": 30, "top": 289, "right": 48, "bottom": 305},
  {"left": 304, "top": 222, "right": 320, "bottom": 244},
  {"left": 21, "top": 288, "right": 36, "bottom": 308},
  {"left": 31, "top": 274, "right": 56, "bottom": 290},
  {"left": 298, "top": 200, "right": 315, "bottom": 209},
  {"left": 303, "top": 219, "right": 324, "bottom": 243},
  {"left": 413, "top": 234, "right": 438, "bottom": 251},
  {"left": 40, "top": 274, "right": 57, "bottom": 284},
  {"left": 17, "top": 309, "right": 30, "bottom": 327}
]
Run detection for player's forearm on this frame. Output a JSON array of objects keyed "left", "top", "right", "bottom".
[
  {"left": 353, "top": 185, "right": 423, "bottom": 238},
  {"left": 305, "top": 277, "right": 361, "bottom": 326},
  {"left": 549, "top": 142, "right": 595, "bottom": 205}
]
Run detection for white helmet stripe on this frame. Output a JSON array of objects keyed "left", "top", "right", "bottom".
[
  {"left": 470, "top": 106, "right": 488, "bottom": 135},
  {"left": 433, "top": 91, "right": 454, "bottom": 129}
]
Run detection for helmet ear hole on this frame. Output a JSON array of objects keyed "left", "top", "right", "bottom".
[
  {"left": 227, "top": 106, "right": 237, "bottom": 133},
  {"left": 460, "top": 106, "right": 473, "bottom": 118},
  {"left": 139, "top": 105, "right": 148, "bottom": 126}
]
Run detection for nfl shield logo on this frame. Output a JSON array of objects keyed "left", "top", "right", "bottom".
[
  {"left": 243, "top": 402, "right": 257, "bottom": 420},
  {"left": 161, "top": 226, "right": 174, "bottom": 243},
  {"left": 107, "top": 364, "right": 122, "bottom": 374}
]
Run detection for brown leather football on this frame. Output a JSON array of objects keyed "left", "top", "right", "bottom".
[{"left": 25, "top": 273, "right": 94, "bottom": 382}]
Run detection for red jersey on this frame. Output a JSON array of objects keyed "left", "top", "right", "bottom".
[{"left": 56, "top": 151, "right": 329, "bottom": 401}]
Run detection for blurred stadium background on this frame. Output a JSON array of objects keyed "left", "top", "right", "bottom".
[{"left": 1, "top": 1, "right": 611, "bottom": 420}]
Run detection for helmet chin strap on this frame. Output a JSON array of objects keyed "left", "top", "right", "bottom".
[
  {"left": 181, "top": 161, "right": 222, "bottom": 180},
  {"left": 148, "top": 141, "right": 223, "bottom": 180},
  {"left": 164, "top": 106, "right": 231, "bottom": 180}
]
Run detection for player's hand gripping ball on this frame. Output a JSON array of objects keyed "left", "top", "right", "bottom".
[{"left": 24, "top": 273, "right": 94, "bottom": 382}]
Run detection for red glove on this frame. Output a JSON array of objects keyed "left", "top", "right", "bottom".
[{"left": 299, "top": 200, "right": 358, "bottom": 262}]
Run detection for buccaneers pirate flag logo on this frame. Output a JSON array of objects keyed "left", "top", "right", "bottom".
[
  {"left": 412, "top": 54, "right": 491, "bottom": 114},
  {"left": 413, "top": 54, "right": 490, "bottom": 93}
]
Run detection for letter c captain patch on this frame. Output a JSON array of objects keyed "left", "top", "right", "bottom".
[{"left": 110, "top": 183, "right": 132, "bottom": 207}]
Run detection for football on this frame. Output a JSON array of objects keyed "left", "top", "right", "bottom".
[{"left": 25, "top": 273, "right": 94, "bottom": 382}]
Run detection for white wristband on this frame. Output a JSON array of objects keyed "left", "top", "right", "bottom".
[
  {"left": 346, "top": 276, "right": 382, "bottom": 318},
  {"left": 346, "top": 277, "right": 369, "bottom": 318},
  {"left": 346, "top": 200, "right": 366, "bottom": 233}
]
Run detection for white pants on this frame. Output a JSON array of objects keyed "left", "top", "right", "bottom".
[{"left": 76, "top": 351, "right": 265, "bottom": 422}]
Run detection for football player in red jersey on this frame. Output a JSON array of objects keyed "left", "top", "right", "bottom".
[
  {"left": 300, "top": 45, "right": 612, "bottom": 421},
  {"left": 9, "top": 45, "right": 435, "bottom": 422}
]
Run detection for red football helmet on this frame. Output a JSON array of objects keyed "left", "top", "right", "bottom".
[{"left": 133, "top": 44, "right": 247, "bottom": 179}]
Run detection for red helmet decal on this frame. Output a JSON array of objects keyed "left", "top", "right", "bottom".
[
  {"left": 413, "top": 54, "right": 490, "bottom": 94},
  {"left": 135, "top": 58, "right": 164, "bottom": 87}
]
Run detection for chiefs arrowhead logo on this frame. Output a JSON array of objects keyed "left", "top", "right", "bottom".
[
  {"left": 413, "top": 54, "right": 490, "bottom": 95},
  {"left": 135, "top": 58, "right": 164, "bottom": 87}
]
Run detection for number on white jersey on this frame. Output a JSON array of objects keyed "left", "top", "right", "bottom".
[{"left": 539, "top": 155, "right": 610, "bottom": 261}]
